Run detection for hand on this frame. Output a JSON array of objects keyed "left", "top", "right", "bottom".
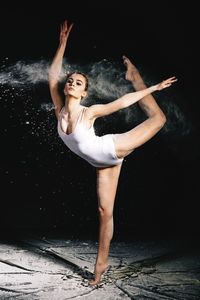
[
  {"left": 157, "top": 76, "right": 178, "bottom": 91},
  {"left": 59, "top": 20, "right": 74, "bottom": 44}
]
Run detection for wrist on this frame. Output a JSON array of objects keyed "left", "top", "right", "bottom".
[
  {"left": 59, "top": 39, "right": 67, "bottom": 47},
  {"left": 150, "top": 85, "right": 158, "bottom": 92}
]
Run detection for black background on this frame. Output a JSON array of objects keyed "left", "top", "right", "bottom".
[{"left": 0, "top": 1, "right": 199, "bottom": 239}]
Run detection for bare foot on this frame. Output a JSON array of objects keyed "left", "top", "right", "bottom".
[
  {"left": 123, "top": 55, "right": 142, "bottom": 82},
  {"left": 123, "top": 55, "right": 146, "bottom": 90},
  {"left": 89, "top": 263, "right": 109, "bottom": 286}
]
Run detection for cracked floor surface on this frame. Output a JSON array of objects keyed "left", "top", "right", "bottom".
[{"left": 0, "top": 231, "right": 200, "bottom": 299}]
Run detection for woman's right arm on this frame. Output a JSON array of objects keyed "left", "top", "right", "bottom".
[{"left": 48, "top": 20, "right": 74, "bottom": 119}]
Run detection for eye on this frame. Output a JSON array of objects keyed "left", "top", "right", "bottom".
[
  {"left": 77, "top": 81, "right": 82, "bottom": 86},
  {"left": 67, "top": 78, "right": 73, "bottom": 84}
]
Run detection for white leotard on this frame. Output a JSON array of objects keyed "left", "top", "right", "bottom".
[{"left": 57, "top": 106, "right": 123, "bottom": 168}]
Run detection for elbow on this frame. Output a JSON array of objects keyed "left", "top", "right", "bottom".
[{"left": 48, "top": 69, "right": 58, "bottom": 82}]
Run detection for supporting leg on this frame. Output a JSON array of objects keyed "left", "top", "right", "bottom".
[{"left": 89, "top": 163, "right": 122, "bottom": 285}]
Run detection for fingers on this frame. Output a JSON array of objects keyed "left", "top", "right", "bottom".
[
  {"left": 171, "top": 78, "right": 178, "bottom": 83},
  {"left": 68, "top": 22, "right": 74, "bottom": 33},
  {"left": 162, "top": 78, "right": 177, "bottom": 89},
  {"left": 166, "top": 76, "right": 178, "bottom": 82},
  {"left": 158, "top": 76, "right": 178, "bottom": 90},
  {"left": 60, "top": 20, "right": 74, "bottom": 31},
  {"left": 163, "top": 77, "right": 178, "bottom": 86}
]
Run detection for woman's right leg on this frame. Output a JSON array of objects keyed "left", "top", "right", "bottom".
[
  {"left": 114, "top": 56, "right": 166, "bottom": 158},
  {"left": 89, "top": 163, "right": 122, "bottom": 286}
]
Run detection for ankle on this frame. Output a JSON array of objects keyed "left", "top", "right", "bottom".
[
  {"left": 95, "top": 260, "right": 108, "bottom": 267},
  {"left": 133, "top": 80, "right": 146, "bottom": 89}
]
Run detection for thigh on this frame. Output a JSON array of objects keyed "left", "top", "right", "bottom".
[
  {"left": 96, "top": 164, "right": 122, "bottom": 211},
  {"left": 113, "top": 117, "right": 162, "bottom": 158}
]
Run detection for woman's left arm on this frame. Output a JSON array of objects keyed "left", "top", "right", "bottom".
[{"left": 88, "top": 76, "right": 177, "bottom": 119}]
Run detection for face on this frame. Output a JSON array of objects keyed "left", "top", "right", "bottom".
[{"left": 64, "top": 73, "right": 87, "bottom": 99}]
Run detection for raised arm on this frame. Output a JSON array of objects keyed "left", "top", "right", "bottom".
[
  {"left": 48, "top": 20, "right": 74, "bottom": 119},
  {"left": 88, "top": 76, "right": 177, "bottom": 119}
]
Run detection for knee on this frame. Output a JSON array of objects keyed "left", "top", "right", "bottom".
[
  {"left": 156, "top": 112, "right": 166, "bottom": 129},
  {"left": 98, "top": 206, "right": 113, "bottom": 220},
  {"left": 160, "top": 113, "right": 167, "bottom": 128}
]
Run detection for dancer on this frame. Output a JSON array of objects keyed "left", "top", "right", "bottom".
[{"left": 48, "top": 20, "right": 177, "bottom": 285}]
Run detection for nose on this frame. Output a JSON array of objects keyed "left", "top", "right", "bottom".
[{"left": 70, "top": 81, "right": 76, "bottom": 87}]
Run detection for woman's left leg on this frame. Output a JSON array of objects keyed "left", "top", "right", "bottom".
[
  {"left": 113, "top": 56, "right": 166, "bottom": 158},
  {"left": 89, "top": 163, "right": 122, "bottom": 285}
]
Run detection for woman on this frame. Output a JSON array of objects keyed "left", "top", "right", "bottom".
[{"left": 48, "top": 20, "right": 177, "bottom": 285}]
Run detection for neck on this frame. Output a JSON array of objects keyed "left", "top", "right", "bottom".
[{"left": 64, "top": 96, "right": 82, "bottom": 114}]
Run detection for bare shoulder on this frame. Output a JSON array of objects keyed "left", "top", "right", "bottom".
[
  {"left": 84, "top": 104, "right": 104, "bottom": 120},
  {"left": 83, "top": 105, "right": 94, "bottom": 119},
  {"left": 55, "top": 106, "right": 64, "bottom": 120}
]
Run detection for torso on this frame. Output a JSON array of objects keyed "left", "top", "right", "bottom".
[
  {"left": 57, "top": 106, "right": 124, "bottom": 168},
  {"left": 59, "top": 106, "right": 94, "bottom": 135}
]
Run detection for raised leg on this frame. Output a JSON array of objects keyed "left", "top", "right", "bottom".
[
  {"left": 89, "top": 163, "right": 122, "bottom": 285},
  {"left": 114, "top": 56, "right": 166, "bottom": 158}
]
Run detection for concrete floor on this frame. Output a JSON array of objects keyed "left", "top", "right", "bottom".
[{"left": 0, "top": 230, "right": 200, "bottom": 299}]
